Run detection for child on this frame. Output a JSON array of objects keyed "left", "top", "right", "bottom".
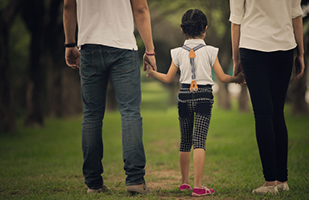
[{"left": 146, "top": 9, "right": 244, "bottom": 197}]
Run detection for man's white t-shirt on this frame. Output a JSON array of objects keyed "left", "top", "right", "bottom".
[
  {"left": 76, "top": 0, "right": 138, "bottom": 50},
  {"left": 171, "top": 39, "right": 218, "bottom": 86}
]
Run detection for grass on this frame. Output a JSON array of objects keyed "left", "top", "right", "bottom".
[{"left": 0, "top": 81, "right": 309, "bottom": 199}]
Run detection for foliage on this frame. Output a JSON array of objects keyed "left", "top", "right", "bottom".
[
  {"left": 0, "top": 82, "right": 308, "bottom": 199},
  {"left": 0, "top": 0, "right": 9, "bottom": 10},
  {"left": 148, "top": 0, "right": 229, "bottom": 44}
]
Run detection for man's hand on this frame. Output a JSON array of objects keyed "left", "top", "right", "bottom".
[
  {"left": 65, "top": 47, "right": 80, "bottom": 69},
  {"left": 143, "top": 53, "right": 157, "bottom": 77}
]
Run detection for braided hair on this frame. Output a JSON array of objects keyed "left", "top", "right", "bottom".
[{"left": 180, "top": 9, "right": 208, "bottom": 38}]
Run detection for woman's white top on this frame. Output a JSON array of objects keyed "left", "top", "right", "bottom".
[
  {"left": 229, "top": 0, "right": 303, "bottom": 52},
  {"left": 171, "top": 39, "right": 218, "bottom": 86},
  {"left": 76, "top": 0, "right": 137, "bottom": 50}
]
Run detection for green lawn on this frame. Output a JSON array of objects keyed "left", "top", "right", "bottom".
[{"left": 0, "top": 81, "right": 308, "bottom": 199}]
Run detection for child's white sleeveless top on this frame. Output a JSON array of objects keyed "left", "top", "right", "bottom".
[{"left": 171, "top": 39, "right": 218, "bottom": 86}]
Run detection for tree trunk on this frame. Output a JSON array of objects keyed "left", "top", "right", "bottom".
[
  {"left": 0, "top": 0, "right": 19, "bottom": 133},
  {"left": 211, "top": 1, "right": 233, "bottom": 110},
  {"left": 21, "top": 0, "right": 46, "bottom": 126},
  {"left": 238, "top": 85, "right": 250, "bottom": 112},
  {"left": 24, "top": 29, "right": 45, "bottom": 126},
  {"left": 216, "top": 81, "right": 231, "bottom": 110},
  {"left": 0, "top": 22, "right": 16, "bottom": 133}
]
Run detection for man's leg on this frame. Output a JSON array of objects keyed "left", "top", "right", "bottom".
[
  {"left": 80, "top": 45, "right": 109, "bottom": 190},
  {"left": 109, "top": 49, "right": 146, "bottom": 187}
]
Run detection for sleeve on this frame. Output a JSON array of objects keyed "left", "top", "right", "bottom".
[
  {"left": 292, "top": 0, "right": 303, "bottom": 19},
  {"left": 170, "top": 48, "right": 179, "bottom": 68},
  {"left": 229, "top": 0, "right": 245, "bottom": 24},
  {"left": 209, "top": 47, "right": 219, "bottom": 67}
]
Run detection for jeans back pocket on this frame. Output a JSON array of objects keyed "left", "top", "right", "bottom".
[{"left": 80, "top": 50, "right": 96, "bottom": 78}]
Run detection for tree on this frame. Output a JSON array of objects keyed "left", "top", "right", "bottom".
[
  {"left": 20, "top": 0, "right": 82, "bottom": 124},
  {"left": 20, "top": 0, "right": 46, "bottom": 126},
  {"left": 0, "top": 0, "right": 20, "bottom": 133},
  {"left": 44, "top": 0, "right": 82, "bottom": 117}
]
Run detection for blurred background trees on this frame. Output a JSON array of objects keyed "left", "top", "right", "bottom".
[{"left": 0, "top": 0, "right": 308, "bottom": 133}]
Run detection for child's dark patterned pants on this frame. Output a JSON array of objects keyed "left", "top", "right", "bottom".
[{"left": 178, "top": 86, "right": 214, "bottom": 152}]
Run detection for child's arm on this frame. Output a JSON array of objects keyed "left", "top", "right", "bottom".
[
  {"left": 213, "top": 57, "right": 245, "bottom": 83},
  {"left": 146, "top": 61, "right": 178, "bottom": 83}
]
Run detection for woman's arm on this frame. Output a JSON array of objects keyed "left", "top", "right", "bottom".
[
  {"left": 146, "top": 61, "right": 178, "bottom": 83},
  {"left": 213, "top": 57, "right": 244, "bottom": 83},
  {"left": 231, "top": 23, "right": 242, "bottom": 76},
  {"left": 292, "top": 15, "right": 305, "bottom": 81}
]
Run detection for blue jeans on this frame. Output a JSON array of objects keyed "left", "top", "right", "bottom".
[{"left": 79, "top": 44, "right": 146, "bottom": 189}]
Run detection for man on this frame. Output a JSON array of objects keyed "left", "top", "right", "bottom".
[{"left": 63, "top": 0, "right": 156, "bottom": 194}]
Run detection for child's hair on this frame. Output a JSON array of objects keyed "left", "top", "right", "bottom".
[{"left": 180, "top": 9, "right": 208, "bottom": 38}]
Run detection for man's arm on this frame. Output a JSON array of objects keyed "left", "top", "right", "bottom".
[
  {"left": 131, "top": 0, "right": 156, "bottom": 72},
  {"left": 63, "top": 0, "right": 79, "bottom": 69}
]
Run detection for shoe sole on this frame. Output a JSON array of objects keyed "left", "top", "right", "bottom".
[
  {"left": 87, "top": 185, "right": 107, "bottom": 194},
  {"left": 126, "top": 185, "right": 149, "bottom": 194},
  {"left": 192, "top": 190, "right": 214, "bottom": 197},
  {"left": 192, "top": 193, "right": 208, "bottom": 197}
]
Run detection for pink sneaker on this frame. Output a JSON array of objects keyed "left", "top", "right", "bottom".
[
  {"left": 179, "top": 184, "right": 192, "bottom": 191},
  {"left": 192, "top": 186, "right": 215, "bottom": 197}
]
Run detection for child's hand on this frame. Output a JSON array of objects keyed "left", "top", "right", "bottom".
[
  {"left": 235, "top": 72, "right": 246, "bottom": 84},
  {"left": 145, "top": 61, "right": 154, "bottom": 76}
]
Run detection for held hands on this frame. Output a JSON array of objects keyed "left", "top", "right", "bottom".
[
  {"left": 145, "top": 61, "right": 154, "bottom": 76},
  {"left": 143, "top": 53, "right": 157, "bottom": 77},
  {"left": 65, "top": 47, "right": 80, "bottom": 69},
  {"left": 233, "top": 58, "right": 242, "bottom": 77},
  {"left": 233, "top": 59, "right": 246, "bottom": 84},
  {"left": 235, "top": 71, "right": 246, "bottom": 84}
]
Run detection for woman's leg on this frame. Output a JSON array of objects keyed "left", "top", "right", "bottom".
[
  {"left": 240, "top": 48, "right": 277, "bottom": 183},
  {"left": 268, "top": 50, "right": 294, "bottom": 182}
]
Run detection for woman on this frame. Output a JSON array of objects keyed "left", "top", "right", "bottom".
[{"left": 229, "top": 0, "right": 305, "bottom": 194}]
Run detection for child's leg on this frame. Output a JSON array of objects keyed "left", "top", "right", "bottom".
[
  {"left": 192, "top": 100, "right": 212, "bottom": 188},
  {"left": 178, "top": 101, "right": 194, "bottom": 185},
  {"left": 193, "top": 148, "right": 205, "bottom": 188},
  {"left": 179, "top": 151, "right": 190, "bottom": 184}
]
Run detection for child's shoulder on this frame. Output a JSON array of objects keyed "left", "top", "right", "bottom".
[
  {"left": 170, "top": 47, "right": 184, "bottom": 57},
  {"left": 204, "top": 45, "right": 219, "bottom": 56},
  {"left": 205, "top": 45, "right": 219, "bottom": 51},
  {"left": 171, "top": 45, "right": 218, "bottom": 54},
  {"left": 171, "top": 46, "right": 183, "bottom": 52}
]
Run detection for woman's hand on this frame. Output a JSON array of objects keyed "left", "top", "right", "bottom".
[
  {"left": 234, "top": 71, "right": 246, "bottom": 84},
  {"left": 233, "top": 59, "right": 243, "bottom": 77},
  {"left": 293, "top": 54, "right": 305, "bottom": 82}
]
